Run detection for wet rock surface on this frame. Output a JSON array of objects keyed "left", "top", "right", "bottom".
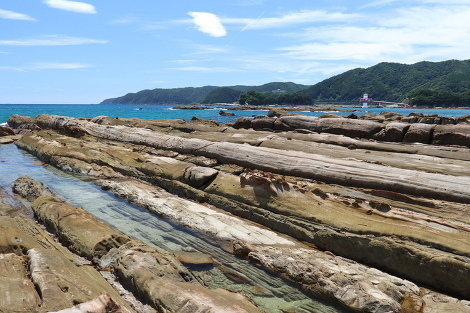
[
  {"left": 3, "top": 113, "right": 470, "bottom": 313},
  {"left": 0, "top": 188, "right": 135, "bottom": 313},
  {"left": 9, "top": 177, "right": 263, "bottom": 313}
]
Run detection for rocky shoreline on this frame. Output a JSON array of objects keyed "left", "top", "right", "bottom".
[{"left": 1, "top": 113, "right": 469, "bottom": 313}]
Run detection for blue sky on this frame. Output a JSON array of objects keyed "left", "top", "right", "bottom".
[{"left": 1, "top": 0, "right": 469, "bottom": 103}]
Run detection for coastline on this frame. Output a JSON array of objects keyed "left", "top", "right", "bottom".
[{"left": 1, "top": 113, "right": 469, "bottom": 312}]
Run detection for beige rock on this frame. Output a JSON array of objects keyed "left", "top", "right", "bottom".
[
  {"left": 28, "top": 248, "right": 133, "bottom": 312},
  {"left": 32, "top": 196, "right": 131, "bottom": 260},
  {"left": 19, "top": 115, "right": 470, "bottom": 203},
  {"left": 50, "top": 293, "right": 130, "bottom": 313},
  {"left": 0, "top": 253, "right": 40, "bottom": 313},
  {"left": 96, "top": 179, "right": 295, "bottom": 246},
  {"left": 235, "top": 243, "right": 422, "bottom": 313},
  {"left": 102, "top": 240, "right": 261, "bottom": 313}
]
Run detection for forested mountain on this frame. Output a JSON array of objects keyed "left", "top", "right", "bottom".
[
  {"left": 101, "top": 86, "right": 217, "bottom": 105},
  {"left": 231, "top": 82, "right": 310, "bottom": 93},
  {"left": 202, "top": 87, "right": 242, "bottom": 104},
  {"left": 303, "top": 59, "right": 470, "bottom": 102},
  {"left": 101, "top": 60, "right": 470, "bottom": 106},
  {"left": 102, "top": 82, "right": 309, "bottom": 105}
]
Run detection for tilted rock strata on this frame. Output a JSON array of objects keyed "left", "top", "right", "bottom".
[
  {"left": 11, "top": 177, "right": 262, "bottom": 313},
  {"left": 96, "top": 179, "right": 296, "bottom": 246},
  {"left": 233, "top": 243, "right": 470, "bottom": 313},
  {"left": 9, "top": 116, "right": 470, "bottom": 298},
  {"left": 9, "top": 175, "right": 461, "bottom": 312},
  {"left": 7, "top": 115, "right": 470, "bottom": 306},
  {"left": 85, "top": 115, "right": 470, "bottom": 162},
  {"left": 101, "top": 241, "right": 262, "bottom": 313},
  {"left": 14, "top": 114, "right": 470, "bottom": 203},
  {"left": 32, "top": 196, "right": 131, "bottom": 261},
  {"left": 0, "top": 194, "right": 134, "bottom": 313},
  {"left": 49, "top": 293, "right": 128, "bottom": 313},
  {"left": 231, "top": 114, "right": 470, "bottom": 147},
  {"left": 234, "top": 242, "right": 421, "bottom": 313},
  {"left": 0, "top": 253, "right": 41, "bottom": 312}
]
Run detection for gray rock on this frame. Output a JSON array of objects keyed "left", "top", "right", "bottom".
[
  {"left": 12, "top": 176, "right": 54, "bottom": 201},
  {"left": 403, "top": 123, "right": 436, "bottom": 144},
  {"left": 232, "top": 116, "right": 252, "bottom": 129},
  {"left": 373, "top": 122, "right": 410, "bottom": 142},
  {"left": 183, "top": 166, "right": 219, "bottom": 188},
  {"left": 433, "top": 124, "right": 470, "bottom": 147}
]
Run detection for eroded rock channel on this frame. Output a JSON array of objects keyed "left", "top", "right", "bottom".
[{"left": 1, "top": 113, "right": 469, "bottom": 313}]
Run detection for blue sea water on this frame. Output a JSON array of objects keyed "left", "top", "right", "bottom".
[{"left": 1, "top": 103, "right": 469, "bottom": 125}]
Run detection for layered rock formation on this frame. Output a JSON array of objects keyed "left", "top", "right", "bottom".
[
  {"left": 8, "top": 176, "right": 262, "bottom": 313},
  {"left": 5, "top": 113, "right": 470, "bottom": 313},
  {"left": 0, "top": 187, "right": 134, "bottom": 313},
  {"left": 232, "top": 114, "right": 470, "bottom": 146}
]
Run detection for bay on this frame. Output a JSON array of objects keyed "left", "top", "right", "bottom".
[{"left": 1, "top": 103, "right": 469, "bottom": 125}]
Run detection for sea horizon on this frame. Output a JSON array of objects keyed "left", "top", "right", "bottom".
[{"left": 1, "top": 103, "right": 470, "bottom": 126}]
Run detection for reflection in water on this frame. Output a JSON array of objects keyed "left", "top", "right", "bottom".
[{"left": 0, "top": 143, "right": 346, "bottom": 313}]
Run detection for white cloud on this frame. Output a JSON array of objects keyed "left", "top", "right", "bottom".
[
  {"left": 189, "top": 44, "right": 228, "bottom": 54},
  {"left": 187, "top": 12, "right": 227, "bottom": 37},
  {"left": 43, "top": 0, "right": 96, "bottom": 14},
  {"left": 169, "top": 66, "right": 234, "bottom": 72},
  {"left": 223, "top": 10, "right": 359, "bottom": 30},
  {"left": 362, "top": 0, "right": 470, "bottom": 8},
  {"left": 32, "top": 62, "right": 93, "bottom": 69},
  {"left": 0, "top": 9, "right": 37, "bottom": 21},
  {"left": 0, "top": 63, "right": 93, "bottom": 71},
  {"left": 277, "top": 5, "right": 470, "bottom": 65},
  {"left": 0, "top": 35, "right": 108, "bottom": 46},
  {"left": 237, "top": 0, "right": 264, "bottom": 5}
]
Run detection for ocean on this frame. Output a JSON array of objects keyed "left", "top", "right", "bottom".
[{"left": 1, "top": 103, "right": 469, "bottom": 126}]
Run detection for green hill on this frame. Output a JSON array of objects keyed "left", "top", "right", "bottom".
[
  {"left": 101, "top": 60, "right": 470, "bottom": 106},
  {"left": 101, "top": 86, "right": 217, "bottom": 105},
  {"left": 202, "top": 87, "right": 242, "bottom": 104},
  {"left": 303, "top": 59, "right": 470, "bottom": 103},
  {"left": 101, "top": 82, "right": 309, "bottom": 105}
]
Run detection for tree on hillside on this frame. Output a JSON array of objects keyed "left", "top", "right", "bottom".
[
  {"left": 407, "top": 89, "right": 470, "bottom": 107},
  {"left": 238, "top": 91, "right": 275, "bottom": 105},
  {"left": 202, "top": 87, "right": 241, "bottom": 104},
  {"left": 277, "top": 92, "right": 314, "bottom": 105}
]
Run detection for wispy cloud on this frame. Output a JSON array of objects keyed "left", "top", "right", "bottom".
[
  {"left": 43, "top": 0, "right": 96, "bottom": 14},
  {"left": 278, "top": 5, "right": 470, "bottom": 65},
  {"left": 238, "top": 0, "right": 264, "bottom": 5},
  {"left": 223, "top": 10, "right": 359, "bottom": 30},
  {"left": 0, "top": 9, "right": 37, "bottom": 21},
  {"left": 32, "top": 62, "right": 93, "bottom": 69},
  {"left": 189, "top": 44, "right": 228, "bottom": 54},
  {"left": 363, "top": 0, "right": 470, "bottom": 7},
  {"left": 187, "top": 12, "right": 227, "bottom": 37},
  {"left": 0, "top": 35, "right": 108, "bottom": 46},
  {"left": 0, "top": 62, "right": 93, "bottom": 71},
  {"left": 169, "top": 66, "right": 234, "bottom": 72}
]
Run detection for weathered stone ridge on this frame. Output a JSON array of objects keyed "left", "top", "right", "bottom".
[
  {"left": 4, "top": 114, "right": 470, "bottom": 313},
  {"left": 231, "top": 114, "right": 470, "bottom": 147},
  {"left": 0, "top": 189, "right": 135, "bottom": 313},
  {"left": 6, "top": 177, "right": 262, "bottom": 313}
]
